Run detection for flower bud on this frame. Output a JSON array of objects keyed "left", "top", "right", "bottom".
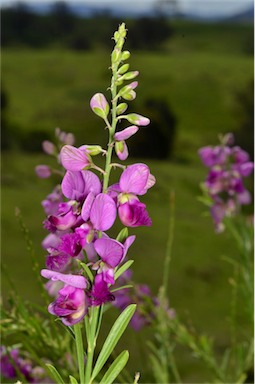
[
  {"left": 119, "top": 82, "right": 138, "bottom": 97},
  {"left": 35, "top": 165, "right": 51, "bottom": 178},
  {"left": 116, "top": 103, "right": 128, "bottom": 115},
  {"left": 84, "top": 145, "right": 103, "bottom": 156},
  {"left": 118, "top": 23, "right": 127, "bottom": 38},
  {"left": 120, "top": 113, "right": 150, "bottom": 126},
  {"left": 121, "top": 51, "right": 130, "bottom": 61},
  {"left": 42, "top": 140, "right": 56, "bottom": 155},
  {"left": 118, "top": 64, "right": 129, "bottom": 74},
  {"left": 111, "top": 48, "right": 121, "bottom": 64},
  {"left": 122, "top": 71, "right": 139, "bottom": 80},
  {"left": 90, "top": 93, "right": 109, "bottom": 119},
  {"left": 122, "top": 90, "right": 136, "bottom": 101},
  {"left": 114, "top": 31, "right": 119, "bottom": 42}
]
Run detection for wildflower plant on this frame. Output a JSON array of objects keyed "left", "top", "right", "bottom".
[{"left": 36, "top": 23, "right": 155, "bottom": 383}]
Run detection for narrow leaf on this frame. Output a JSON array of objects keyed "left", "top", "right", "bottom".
[
  {"left": 116, "top": 227, "right": 128, "bottom": 242},
  {"left": 100, "top": 350, "right": 129, "bottom": 384},
  {"left": 69, "top": 375, "right": 79, "bottom": 384},
  {"left": 91, "top": 304, "right": 136, "bottom": 381},
  {"left": 115, "top": 260, "right": 134, "bottom": 281},
  {"left": 46, "top": 364, "right": 65, "bottom": 384},
  {"left": 79, "top": 261, "right": 94, "bottom": 282}
]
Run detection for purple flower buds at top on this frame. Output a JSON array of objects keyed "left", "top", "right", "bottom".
[
  {"left": 42, "top": 140, "right": 56, "bottom": 155},
  {"left": 60, "top": 145, "right": 91, "bottom": 171},
  {"left": 35, "top": 165, "right": 51, "bottom": 178},
  {"left": 90, "top": 93, "right": 109, "bottom": 119}
]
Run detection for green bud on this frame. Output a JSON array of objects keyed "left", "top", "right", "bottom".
[
  {"left": 116, "top": 38, "right": 125, "bottom": 49},
  {"left": 114, "top": 31, "right": 119, "bottom": 42},
  {"left": 85, "top": 145, "right": 103, "bottom": 156},
  {"left": 122, "top": 71, "right": 139, "bottom": 80},
  {"left": 118, "top": 23, "right": 127, "bottom": 38},
  {"left": 111, "top": 48, "right": 121, "bottom": 64},
  {"left": 116, "top": 227, "right": 129, "bottom": 242},
  {"left": 121, "top": 51, "right": 130, "bottom": 61},
  {"left": 122, "top": 90, "right": 136, "bottom": 101},
  {"left": 116, "top": 103, "right": 128, "bottom": 115},
  {"left": 118, "top": 64, "right": 130, "bottom": 75}
]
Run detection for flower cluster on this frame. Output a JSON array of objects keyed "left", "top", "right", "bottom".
[
  {"left": 0, "top": 346, "right": 48, "bottom": 383},
  {"left": 113, "top": 270, "right": 175, "bottom": 331},
  {"left": 199, "top": 133, "right": 253, "bottom": 232},
  {"left": 38, "top": 23, "right": 155, "bottom": 327}
]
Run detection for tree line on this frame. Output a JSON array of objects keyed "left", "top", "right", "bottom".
[{"left": 2, "top": 1, "right": 174, "bottom": 50}]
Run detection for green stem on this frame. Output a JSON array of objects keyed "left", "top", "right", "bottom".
[
  {"left": 103, "top": 62, "right": 118, "bottom": 193},
  {"left": 74, "top": 323, "right": 85, "bottom": 384},
  {"left": 84, "top": 306, "right": 100, "bottom": 384}
]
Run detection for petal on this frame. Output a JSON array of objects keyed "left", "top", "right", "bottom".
[
  {"left": 90, "top": 194, "right": 117, "bottom": 231},
  {"left": 60, "top": 145, "right": 90, "bottom": 171},
  {"left": 81, "top": 192, "right": 95, "bottom": 221},
  {"left": 81, "top": 170, "right": 102, "bottom": 196},
  {"left": 94, "top": 238, "right": 124, "bottom": 267},
  {"left": 41, "top": 269, "right": 87, "bottom": 289},
  {"left": 61, "top": 171, "right": 86, "bottom": 201},
  {"left": 114, "top": 126, "right": 139, "bottom": 141},
  {"left": 119, "top": 163, "right": 149, "bottom": 195}
]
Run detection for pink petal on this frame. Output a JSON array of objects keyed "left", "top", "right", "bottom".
[
  {"left": 90, "top": 194, "right": 116, "bottom": 231},
  {"left": 115, "top": 141, "right": 129, "bottom": 161},
  {"left": 114, "top": 126, "right": 139, "bottom": 141},
  {"left": 41, "top": 269, "right": 87, "bottom": 289},
  {"left": 119, "top": 163, "right": 149, "bottom": 195},
  {"left": 60, "top": 145, "right": 90, "bottom": 171},
  {"left": 94, "top": 238, "right": 124, "bottom": 267},
  {"left": 81, "top": 192, "right": 95, "bottom": 221}
]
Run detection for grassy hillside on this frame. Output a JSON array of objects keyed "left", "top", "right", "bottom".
[{"left": 1, "top": 21, "right": 253, "bottom": 382}]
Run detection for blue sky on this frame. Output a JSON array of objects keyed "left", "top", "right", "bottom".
[{"left": 0, "top": 0, "right": 253, "bottom": 17}]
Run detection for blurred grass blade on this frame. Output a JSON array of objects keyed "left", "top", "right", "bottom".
[
  {"left": 46, "top": 363, "right": 65, "bottom": 384},
  {"left": 91, "top": 304, "right": 136, "bottom": 381},
  {"left": 99, "top": 350, "right": 129, "bottom": 384}
]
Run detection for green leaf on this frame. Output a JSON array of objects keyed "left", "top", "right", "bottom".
[
  {"left": 45, "top": 364, "right": 65, "bottom": 384},
  {"left": 79, "top": 261, "right": 94, "bottom": 282},
  {"left": 115, "top": 260, "right": 134, "bottom": 281},
  {"left": 91, "top": 304, "right": 136, "bottom": 381},
  {"left": 116, "top": 227, "right": 129, "bottom": 242},
  {"left": 69, "top": 375, "right": 79, "bottom": 384},
  {"left": 99, "top": 350, "right": 129, "bottom": 384}
]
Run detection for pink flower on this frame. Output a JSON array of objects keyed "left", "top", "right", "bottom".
[
  {"left": 114, "top": 126, "right": 139, "bottom": 160},
  {"left": 35, "top": 165, "right": 51, "bottom": 178},
  {"left": 60, "top": 145, "right": 91, "bottom": 171}
]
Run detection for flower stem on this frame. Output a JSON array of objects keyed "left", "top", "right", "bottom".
[
  {"left": 84, "top": 306, "right": 100, "bottom": 384},
  {"left": 74, "top": 323, "right": 85, "bottom": 384}
]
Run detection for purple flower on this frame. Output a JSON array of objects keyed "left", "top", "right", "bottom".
[
  {"left": 35, "top": 165, "right": 51, "bottom": 178},
  {"left": 119, "top": 163, "right": 155, "bottom": 196},
  {"left": 198, "top": 146, "right": 230, "bottom": 167},
  {"left": 58, "top": 233, "right": 82, "bottom": 257},
  {"left": 41, "top": 186, "right": 63, "bottom": 216},
  {"left": 48, "top": 284, "right": 88, "bottom": 325},
  {"left": 42, "top": 140, "right": 56, "bottom": 155},
  {"left": 46, "top": 251, "right": 71, "bottom": 272},
  {"left": 90, "top": 274, "right": 115, "bottom": 306},
  {"left": 118, "top": 200, "right": 152, "bottom": 227},
  {"left": 45, "top": 201, "right": 79, "bottom": 232},
  {"left": 60, "top": 145, "right": 91, "bottom": 171},
  {"left": 0, "top": 347, "right": 34, "bottom": 382},
  {"left": 61, "top": 170, "right": 101, "bottom": 202},
  {"left": 89, "top": 193, "right": 117, "bottom": 231}
]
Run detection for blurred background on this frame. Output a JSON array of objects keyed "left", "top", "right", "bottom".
[{"left": 1, "top": 0, "right": 254, "bottom": 382}]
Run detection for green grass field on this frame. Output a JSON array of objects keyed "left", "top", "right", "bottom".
[{"left": 1, "top": 21, "right": 253, "bottom": 382}]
